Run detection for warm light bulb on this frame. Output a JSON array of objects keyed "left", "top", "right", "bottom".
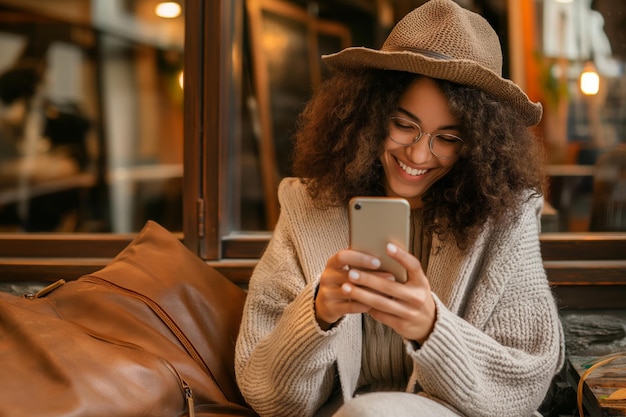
[
  {"left": 178, "top": 71, "right": 184, "bottom": 89},
  {"left": 155, "top": 2, "right": 181, "bottom": 19},
  {"left": 580, "top": 64, "right": 600, "bottom": 95}
]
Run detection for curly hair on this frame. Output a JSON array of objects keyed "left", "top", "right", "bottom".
[{"left": 291, "top": 69, "right": 546, "bottom": 249}]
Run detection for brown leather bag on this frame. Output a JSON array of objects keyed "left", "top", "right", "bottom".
[{"left": 0, "top": 221, "right": 257, "bottom": 417}]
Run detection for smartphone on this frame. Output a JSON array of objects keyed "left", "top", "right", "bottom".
[{"left": 348, "top": 196, "right": 410, "bottom": 282}]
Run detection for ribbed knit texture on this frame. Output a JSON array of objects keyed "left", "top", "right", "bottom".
[{"left": 235, "top": 178, "right": 564, "bottom": 417}]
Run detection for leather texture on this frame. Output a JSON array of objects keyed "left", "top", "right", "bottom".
[{"left": 0, "top": 220, "right": 257, "bottom": 417}]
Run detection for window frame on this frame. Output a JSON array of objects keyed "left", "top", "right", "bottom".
[{"left": 188, "top": 0, "right": 273, "bottom": 263}]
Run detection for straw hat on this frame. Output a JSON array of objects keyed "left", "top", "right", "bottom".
[{"left": 322, "top": 0, "right": 542, "bottom": 126}]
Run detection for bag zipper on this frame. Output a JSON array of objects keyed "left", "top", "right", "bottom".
[
  {"left": 24, "top": 279, "right": 66, "bottom": 299},
  {"left": 85, "top": 330, "right": 196, "bottom": 417},
  {"left": 81, "top": 275, "right": 212, "bottom": 379},
  {"left": 160, "top": 357, "right": 195, "bottom": 417}
]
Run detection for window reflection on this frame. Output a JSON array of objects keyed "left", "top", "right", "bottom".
[
  {"left": 0, "top": 0, "right": 184, "bottom": 233},
  {"left": 237, "top": 0, "right": 626, "bottom": 233},
  {"left": 240, "top": 0, "right": 372, "bottom": 230},
  {"left": 538, "top": 0, "right": 625, "bottom": 232},
  {"left": 100, "top": 35, "right": 184, "bottom": 233}
]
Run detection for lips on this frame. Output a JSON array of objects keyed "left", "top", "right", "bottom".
[{"left": 397, "top": 158, "right": 428, "bottom": 176}]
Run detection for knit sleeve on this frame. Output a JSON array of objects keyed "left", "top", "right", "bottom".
[
  {"left": 234, "top": 186, "right": 344, "bottom": 417},
  {"left": 407, "top": 195, "right": 565, "bottom": 417}
]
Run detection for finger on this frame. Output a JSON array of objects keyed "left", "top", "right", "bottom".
[
  {"left": 341, "top": 277, "right": 399, "bottom": 313},
  {"left": 316, "top": 266, "right": 372, "bottom": 325},
  {"left": 344, "top": 266, "right": 433, "bottom": 318},
  {"left": 325, "top": 250, "right": 350, "bottom": 274},
  {"left": 317, "top": 283, "right": 372, "bottom": 323},
  {"left": 334, "top": 249, "right": 382, "bottom": 272},
  {"left": 368, "top": 305, "right": 435, "bottom": 343},
  {"left": 340, "top": 282, "right": 373, "bottom": 314},
  {"left": 385, "top": 243, "right": 429, "bottom": 287},
  {"left": 321, "top": 251, "right": 355, "bottom": 287},
  {"left": 343, "top": 276, "right": 436, "bottom": 342},
  {"left": 346, "top": 268, "right": 396, "bottom": 298}
]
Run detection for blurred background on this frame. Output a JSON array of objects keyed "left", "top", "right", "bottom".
[
  {"left": 0, "top": 0, "right": 184, "bottom": 233},
  {"left": 0, "top": 0, "right": 624, "bottom": 234}
]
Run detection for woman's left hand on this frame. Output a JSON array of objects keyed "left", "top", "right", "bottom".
[{"left": 341, "top": 243, "right": 436, "bottom": 344}]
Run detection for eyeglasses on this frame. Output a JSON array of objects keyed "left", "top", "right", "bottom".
[{"left": 388, "top": 116, "right": 463, "bottom": 159}]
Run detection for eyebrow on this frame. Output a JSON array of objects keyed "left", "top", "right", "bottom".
[{"left": 396, "top": 107, "right": 460, "bottom": 132}]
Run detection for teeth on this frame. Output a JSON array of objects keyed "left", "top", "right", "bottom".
[{"left": 398, "top": 160, "right": 428, "bottom": 176}]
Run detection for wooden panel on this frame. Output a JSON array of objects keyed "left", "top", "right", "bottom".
[
  {"left": 224, "top": 233, "right": 626, "bottom": 261},
  {"left": 0, "top": 259, "right": 107, "bottom": 283},
  {"left": 208, "top": 260, "right": 258, "bottom": 286},
  {"left": 222, "top": 233, "right": 270, "bottom": 258},
  {"left": 553, "top": 286, "right": 626, "bottom": 310},
  {"left": 0, "top": 234, "right": 137, "bottom": 258},
  {"left": 540, "top": 233, "right": 626, "bottom": 261},
  {"left": 0, "top": 258, "right": 255, "bottom": 286},
  {"left": 3, "top": 233, "right": 621, "bottom": 262},
  {"left": 544, "top": 261, "right": 626, "bottom": 284}
]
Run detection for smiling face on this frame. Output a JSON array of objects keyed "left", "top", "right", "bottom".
[{"left": 380, "top": 76, "right": 462, "bottom": 208}]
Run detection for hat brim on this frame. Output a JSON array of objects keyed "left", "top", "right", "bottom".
[{"left": 322, "top": 47, "right": 542, "bottom": 127}]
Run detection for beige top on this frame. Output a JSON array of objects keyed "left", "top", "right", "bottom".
[{"left": 357, "top": 209, "right": 428, "bottom": 394}]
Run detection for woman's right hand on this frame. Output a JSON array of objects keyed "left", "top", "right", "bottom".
[{"left": 314, "top": 249, "right": 383, "bottom": 330}]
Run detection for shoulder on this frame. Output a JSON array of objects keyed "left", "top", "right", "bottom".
[
  {"left": 484, "top": 191, "right": 544, "bottom": 249},
  {"left": 518, "top": 191, "right": 544, "bottom": 227},
  {"left": 278, "top": 177, "right": 309, "bottom": 200},
  {"left": 277, "top": 177, "right": 348, "bottom": 233},
  {"left": 277, "top": 177, "right": 314, "bottom": 213},
  {"left": 274, "top": 178, "right": 349, "bottom": 276}
]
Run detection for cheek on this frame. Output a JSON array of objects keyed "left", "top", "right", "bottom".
[
  {"left": 381, "top": 138, "right": 394, "bottom": 153},
  {"left": 381, "top": 138, "right": 405, "bottom": 157},
  {"left": 441, "top": 159, "right": 458, "bottom": 171},
  {"left": 379, "top": 140, "right": 397, "bottom": 161},
  {"left": 436, "top": 159, "right": 459, "bottom": 179}
]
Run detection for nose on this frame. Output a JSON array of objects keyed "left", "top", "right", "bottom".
[{"left": 405, "top": 135, "right": 433, "bottom": 164}]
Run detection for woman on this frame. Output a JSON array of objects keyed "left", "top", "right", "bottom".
[{"left": 235, "top": 1, "right": 564, "bottom": 416}]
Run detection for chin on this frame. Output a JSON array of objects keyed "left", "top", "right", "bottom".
[{"left": 387, "top": 183, "right": 427, "bottom": 203}]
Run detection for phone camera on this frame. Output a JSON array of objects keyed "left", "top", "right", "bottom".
[{"left": 354, "top": 203, "right": 361, "bottom": 210}]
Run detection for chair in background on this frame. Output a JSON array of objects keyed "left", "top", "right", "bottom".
[{"left": 589, "top": 143, "right": 626, "bottom": 231}]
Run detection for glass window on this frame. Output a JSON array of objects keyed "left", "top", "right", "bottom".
[
  {"left": 0, "top": 0, "right": 184, "bottom": 233},
  {"left": 534, "top": 0, "right": 625, "bottom": 232}
]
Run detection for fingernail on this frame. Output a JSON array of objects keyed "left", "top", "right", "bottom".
[
  {"left": 348, "top": 270, "right": 360, "bottom": 281},
  {"left": 371, "top": 258, "right": 381, "bottom": 268},
  {"left": 341, "top": 283, "right": 352, "bottom": 293},
  {"left": 387, "top": 243, "right": 397, "bottom": 253},
  {"left": 386, "top": 275, "right": 396, "bottom": 282}
]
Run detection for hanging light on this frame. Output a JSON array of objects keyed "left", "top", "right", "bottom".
[
  {"left": 580, "top": 61, "right": 600, "bottom": 96},
  {"left": 155, "top": 2, "right": 182, "bottom": 19}
]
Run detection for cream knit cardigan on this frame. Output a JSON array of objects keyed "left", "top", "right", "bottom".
[{"left": 235, "top": 177, "right": 564, "bottom": 417}]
